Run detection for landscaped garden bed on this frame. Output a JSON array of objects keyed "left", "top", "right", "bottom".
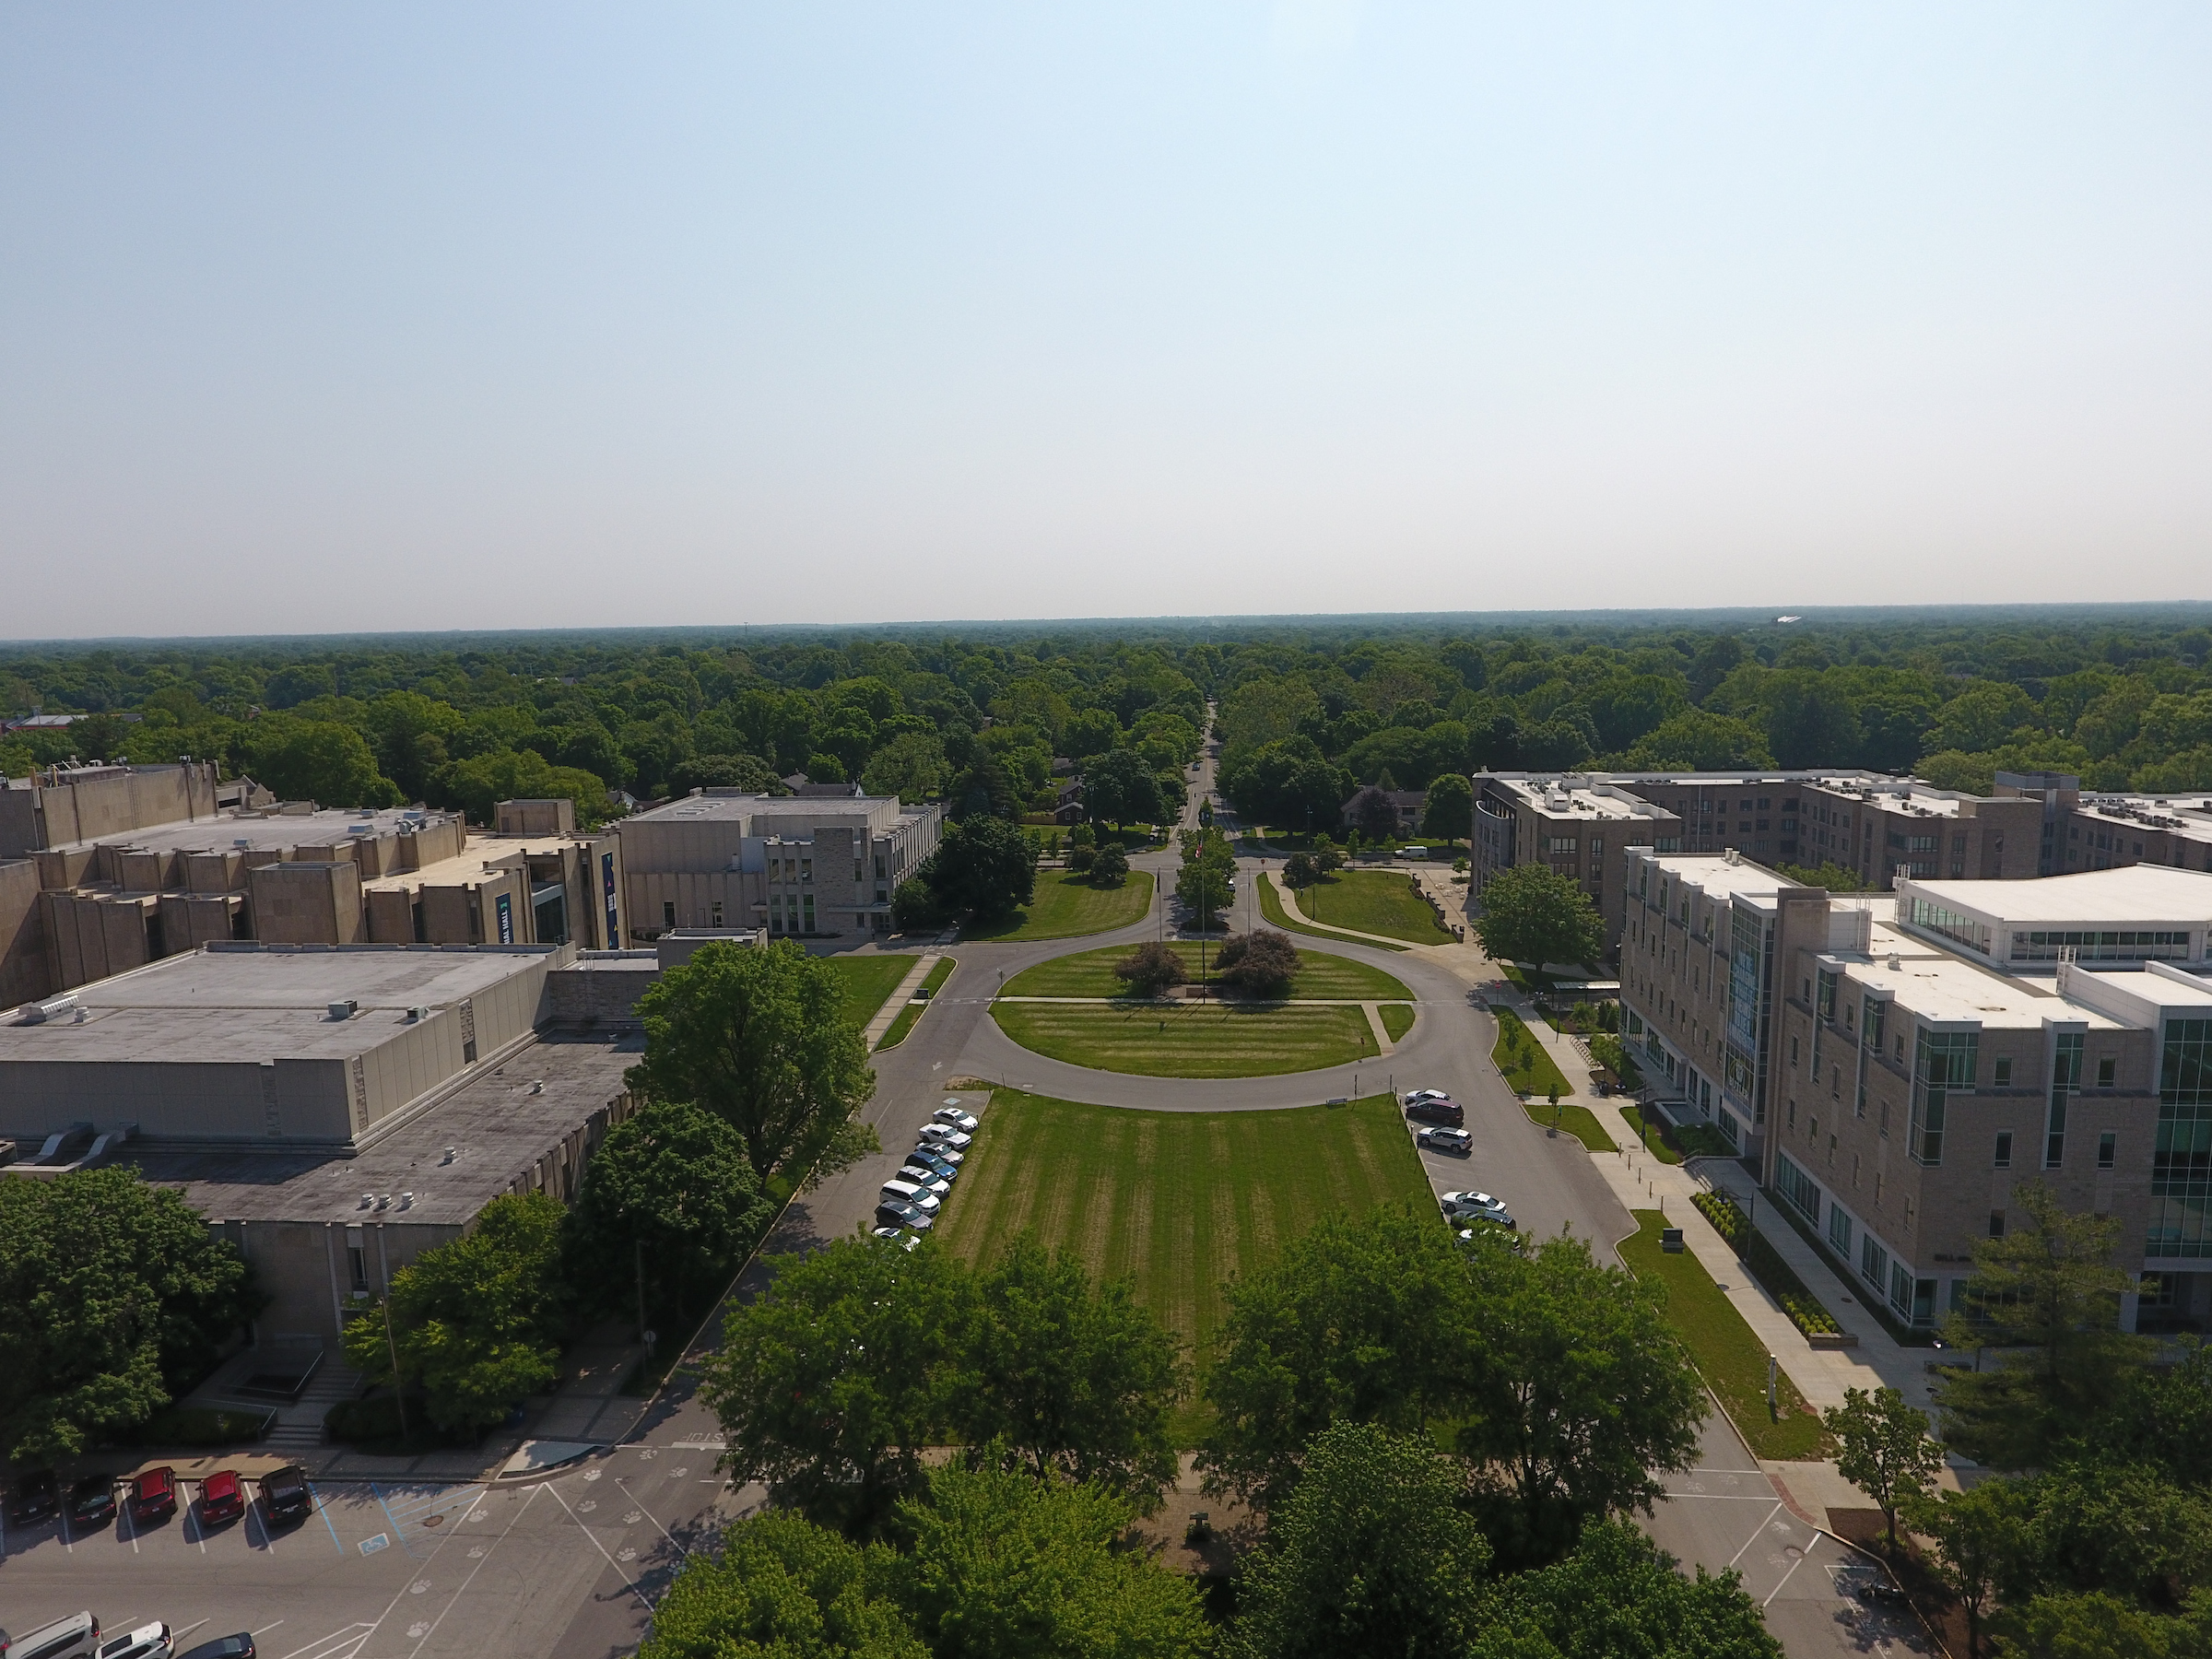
[{"left": 1691, "top": 1190, "right": 1851, "bottom": 1343}]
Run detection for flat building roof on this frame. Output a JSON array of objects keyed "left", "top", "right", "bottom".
[
  {"left": 124, "top": 1030, "right": 640, "bottom": 1227},
  {"left": 46, "top": 805, "right": 460, "bottom": 858}
]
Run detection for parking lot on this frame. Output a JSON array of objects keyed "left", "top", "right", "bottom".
[{"left": 0, "top": 1443, "right": 754, "bottom": 1659}]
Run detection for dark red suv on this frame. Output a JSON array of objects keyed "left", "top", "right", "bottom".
[
  {"left": 1405, "top": 1097, "right": 1464, "bottom": 1127},
  {"left": 129, "top": 1464, "right": 179, "bottom": 1524},
  {"left": 198, "top": 1469, "right": 246, "bottom": 1525}
]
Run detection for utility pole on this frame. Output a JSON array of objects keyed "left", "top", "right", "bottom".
[{"left": 382, "top": 1295, "right": 408, "bottom": 1441}]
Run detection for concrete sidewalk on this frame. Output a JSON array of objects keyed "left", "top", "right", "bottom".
[
  {"left": 1495, "top": 989, "right": 1938, "bottom": 1413},
  {"left": 863, "top": 950, "right": 943, "bottom": 1047}
]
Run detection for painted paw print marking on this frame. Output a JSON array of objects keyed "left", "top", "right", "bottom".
[
  {"left": 583, "top": 1468, "right": 603, "bottom": 1482},
  {"left": 410, "top": 1580, "right": 432, "bottom": 1594},
  {"left": 672, "top": 1468, "right": 688, "bottom": 1478},
  {"left": 618, "top": 1547, "right": 638, "bottom": 1561},
  {"left": 623, "top": 1511, "right": 641, "bottom": 1524},
  {"left": 578, "top": 1500, "right": 597, "bottom": 1512},
  {"left": 468, "top": 1546, "right": 488, "bottom": 1559},
  {"left": 406, "top": 1625, "right": 429, "bottom": 1640}
]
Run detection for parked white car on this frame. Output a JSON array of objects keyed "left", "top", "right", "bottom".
[{"left": 933, "top": 1107, "right": 980, "bottom": 1132}]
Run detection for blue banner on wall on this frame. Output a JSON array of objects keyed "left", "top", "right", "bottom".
[
  {"left": 602, "top": 852, "right": 619, "bottom": 947},
  {"left": 496, "top": 892, "right": 513, "bottom": 945}
]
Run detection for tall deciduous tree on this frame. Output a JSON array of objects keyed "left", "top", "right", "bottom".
[
  {"left": 1470, "top": 1520, "right": 1783, "bottom": 1659},
  {"left": 627, "top": 939, "right": 878, "bottom": 1183},
  {"left": 562, "top": 1100, "right": 775, "bottom": 1318},
  {"left": 1460, "top": 1232, "right": 1705, "bottom": 1566},
  {"left": 1419, "top": 772, "right": 1474, "bottom": 845},
  {"left": 1936, "top": 1180, "right": 2153, "bottom": 1469},
  {"left": 894, "top": 1460, "right": 1210, "bottom": 1659},
  {"left": 1081, "top": 747, "right": 1161, "bottom": 829},
  {"left": 703, "top": 1237, "right": 969, "bottom": 1535},
  {"left": 1347, "top": 783, "right": 1401, "bottom": 843},
  {"left": 1473, "top": 864, "right": 1605, "bottom": 970},
  {"left": 958, "top": 1239, "right": 1183, "bottom": 1511},
  {"left": 641, "top": 1511, "right": 925, "bottom": 1659},
  {"left": 1200, "top": 1205, "right": 1481, "bottom": 1513},
  {"left": 344, "top": 1192, "right": 566, "bottom": 1433},
  {"left": 1087, "top": 843, "right": 1129, "bottom": 886},
  {"left": 247, "top": 717, "right": 400, "bottom": 806},
  {"left": 1823, "top": 1386, "right": 1945, "bottom": 1552},
  {"left": 0, "top": 1169, "right": 262, "bottom": 1461},
  {"left": 1903, "top": 1482, "right": 2018, "bottom": 1659},
  {"left": 1231, "top": 1422, "right": 1492, "bottom": 1659},
  {"left": 921, "top": 817, "right": 1037, "bottom": 922}
]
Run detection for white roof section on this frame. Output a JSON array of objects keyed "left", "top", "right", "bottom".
[
  {"left": 1902, "top": 865, "right": 2212, "bottom": 927},
  {"left": 1831, "top": 916, "right": 2131, "bottom": 1029},
  {"left": 2072, "top": 794, "right": 2212, "bottom": 844},
  {"left": 1630, "top": 850, "right": 1797, "bottom": 905},
  {"left": 1480, "top": 775, "right": 1672, "bottom": 821},
  {"left": 46, "top": 804, "right": 460, "bottom": 857}
]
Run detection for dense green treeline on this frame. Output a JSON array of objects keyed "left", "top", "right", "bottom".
[{"left": 6, "top": 610, "right": 2212, "bottom": 831}]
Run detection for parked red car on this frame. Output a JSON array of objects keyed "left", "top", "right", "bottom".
[
  {"left": 129, "top": 1465, "right": 179, "bottom": 1524},
  {"left": 197, "top": 1469, "right": 246, "bottom": 1525}
]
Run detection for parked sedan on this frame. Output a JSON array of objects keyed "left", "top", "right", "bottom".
[
  {"left": 97, "top": 1623, "right": 174, "bottom": 1659},
  {"left": 870, "top": 1226, "right": 922, "bottom": 1253},
  {"left": 1403, "top": 1088, "right": 1451, "bottom": 1107},
  {"left": 906, "top": 1148, "right": 959, "bottom": 1181},
  {"left": 933, "top": 1107, "right": 980, "bottom": 1132},
  {"left": 178, "top": 1637, "right": 257, "bottom": 1659},
  {"left": 128, "top": 1465, "right": 179, "bottom": 1524},
  {"left": 1404, "top": 1097, "right": 1465, "bottom": 1127},
  {"left": 197, "top": 1468, "right": 247, "bottom": 1526},
  {"left": 910, "top": 1140, "right": 963, "bottom": 1167},
  {"left": 876, "top": 1199, "right": 935, "bottom": 1233},
  {"left": 68, "top": 1475, "right": 118, "bottom": 1529},
  {"left": 1417, "top": 1125, "right": 1473, "bottom": 1156},
  {"left": 1441, "top": 1191, "right": 1506, "bottom": 1216},
  {"left": 918, "top": 1124, "right": 973, "bottom": 1151},
  {"left": 6, "top": 1467, "right": 59, "bottom": 1526}
]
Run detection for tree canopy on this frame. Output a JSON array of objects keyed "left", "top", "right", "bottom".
[
  {"left": 0, "top": 1168, "right": 262, "bottom": 1461},
  {"left": 1472, "top": 864, "right": 1605, "bottom": 971},
  {"left": 627, "top": 938, "right": 878, "bottom": 1182}
]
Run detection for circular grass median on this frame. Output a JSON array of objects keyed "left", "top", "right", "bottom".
[
  {"left": 990, "top": 997, "right": 1382, "bottom": 1077},
  {"left": 999, "top": 940, "right": 1410, "bottom": 1002}
]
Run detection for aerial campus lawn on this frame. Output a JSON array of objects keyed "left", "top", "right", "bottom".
[
  {"left": 934, "top": 1089, "right": 1430, "bottom": 1362},
  {"left": 957, "top": 868, "right": 1155, "bottom": 942},
  {"left": 999, "top": 940, "right": 1411, "bottom": 1002},
  {"left": 825, "top": 954, "right": 921, "bottom": 1031},
  {"left": 1255, "top": 871, "right": 1409, "bottom": 952},
  {"left": 992, "top": 999, "right": 1381, "bottom": 1077},
  {"left": 1290, "top": 868, "right": 1455, "bottom": 947}
]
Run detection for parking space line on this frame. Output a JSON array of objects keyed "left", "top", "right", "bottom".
[
  {"left": 252, "top": 1621, "right": 286, "bottom": 1638},
  {"left": 1725, "top": 1501, "right": 1783, "bottom": 1571},
  {"left": 547, "top": 1479, "right": 653, "bottom": 1613},
  {"left": 404, "top": 1483, "right": 545, "bottom": 1659},
  {"left": 250, "top": 1499, "right": 278, "bottom": 1553},
  {"left": 173, "top": 1620, "right": 209, "bottom": 1643},
  {"left": 310, "top": 1483, "right": 346, "bottom": 1554},
  {"left": 371, "top": 1483, "right": 419, "bottom": 1558},
  {"left": 278, "top": 1620, "right": 374, "bottom": 1659},
  {"left": 184, "top": 1484, "right": 208, "bottom": 1554},
  {"left": 1764, "top": 1542, "right": 1814, "bottom": 1607},
  {"left": 120, "top": 1501, "right": 140, "bottom": 1554}
]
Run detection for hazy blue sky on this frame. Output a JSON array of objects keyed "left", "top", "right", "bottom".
[{"left": 4, "top": 5, "right": 2207, "bottom": 637}]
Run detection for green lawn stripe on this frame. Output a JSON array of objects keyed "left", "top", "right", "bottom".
[
  {"left": 1294, "top": 868, "right": 1454, "bottom": 946},
  {"left": 958, "top": 869, "right": 1156, "bottom": 942}
]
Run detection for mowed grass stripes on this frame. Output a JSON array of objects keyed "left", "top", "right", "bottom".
[
  {"left": 1001, "top": 941, "right": 1410, "bottom": 1001},
  {"left": 934, "top": 1090, "right": 1429, "bottom": 1362},
  {"left": 991, "top": 999, "right": 1378, "bottom": 1077}
]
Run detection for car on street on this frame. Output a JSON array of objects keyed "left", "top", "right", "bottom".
[
  {"left": 911, "top": 1139, "right": 963, "bottom": 1165},
  {"left": 127, "top": 1465, "right": 178, "bottom": 1524},
  {"left": 896, "top": 1166, "right": 952, "bottom": 1198},
  {"left": 177, "top": 1637, "right": 256, "bottom": 1659},
  {"left": 259, "top": 1464, "right": 313, "bottom": 1527},
  {"left": 196, "top": 1469, "right": 246, "bottom": 1526},
  {"left": 1404, "top": 1097, "right": 1464, "bottom": 1127},
  {"left": 918, "top": 1124, "right": 973, "bottom": 1151},
  {"left": 7, "top": 1467, "right": 60, "bottom": 1525},
  {"left": 1417, "top": 1125, "right": 1473, "bottom": 1155},
  {"left": 1403, "top": 1088, "right": 1451, "bottom": 1107},
  {"left": 933, "top": 1107, "right": 979, "bottom": 1132},
  {"left": 870, "top": 1226, "right": 921, "bottom": 1252},
  {"left": 68, "top": 1475, "right": 118, "bottom": 1529},
  {"left": 876, "top": 1198, "right": 935, "bottom": 1232},
  {"left": 906, "top": 1148, "right": 959, "bottom": 1181},
  {"left": 1458, "top": 1222, "right": 1522, "bottom": 1246},
  {"left": 6, "top": 1612, "right": 103, "bottom": 1659},
  {"left": 95, "top": 1622, "right": 173, "bottom": 1659}
]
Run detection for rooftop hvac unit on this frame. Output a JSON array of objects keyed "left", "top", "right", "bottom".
[
  {"left": 18, "top": 993, "right": 79, "bottom": 1025},
  {"left": 326, "top": 999, "right": 359, "bottom": 1020}
]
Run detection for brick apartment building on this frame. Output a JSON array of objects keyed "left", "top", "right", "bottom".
[{"left": 1620, "top": 852, "right": 2212, "bottom": 1335}]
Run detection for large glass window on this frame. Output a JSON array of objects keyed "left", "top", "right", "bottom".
[
  {"left": 1776, "top": 1155, "right": 1821, "bottom": 1224},
  {"left": 1861, "top": 1234, "right": 1888, "bottom": 1291},
  {"left": 1911, "top": 898, "right": 1991, "bottom": 954},
  {"left": 1910, "top": 1027, "right": 1978, "bottom": 1166},
  {"left": 2148, "top": 1018, "right": 2212, "bottom": 1259},
  {"left": 1827, "top": 1205, "right": 1853, "bottom": 1256},
  {"left": 2008, "top": 929, "right": 2192, "bottom": 962},
  {"left": 2047, "top": 1032, "right": 2082, "bottom": 1169}
]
